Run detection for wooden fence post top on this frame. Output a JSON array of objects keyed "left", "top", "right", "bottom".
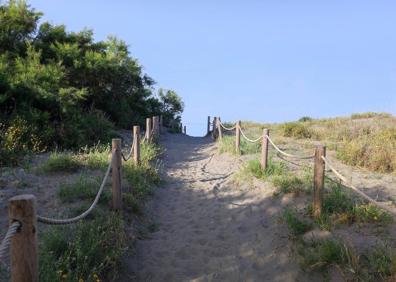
[
  {"left": 9, "top": 194, "right": 36, "bottom": 202},
  {"left": 112, "top": 138, "right": 121, "bottom": 145},
  {"left": 9, "top": 194, "right": 37, "bottom": 222},
  {"left": 315, "top": 145, "right": 326, "bottom": 155}
]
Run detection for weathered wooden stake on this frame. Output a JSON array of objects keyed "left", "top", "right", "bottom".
[
  {"left": 313, "top": 145, "right": 326, "bottom": 218},
  {"left": 156, "top": 116, "right": 160, "bottom": 135},
  {"left": 260, "top": 129, "right": 269, "bottom": 170},
  {"left": 133, "top": 126, "right": 140, "bottom": 165},
  {"left": 145, "top": 117, "right": 152, "bottom": 141},
  {"left": 207, "top": 116, "right": 211, "bottom": 135},
  {"left": 212, "top": 117, "right": 218, "bottom": 139},
  {"left": 111, "top": 138, "right": 122, "bottom": 210},
  {"left": 236, "top": 120, "right": 241, "bottom": 154},
  {"left": 159, "top": 115, "right": 163, "bottom": 133},
  {"left": 9, "top": 194, "right": 38, "bottom": 282},
  {"left": 152, "top": 116, "right": 159, "bottom": 136},
  {"left": 217, "top": 117, "right": 223, "bottom": 140}
]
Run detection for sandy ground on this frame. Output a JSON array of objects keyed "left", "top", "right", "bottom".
[{"left": 120, "top": 133, "right": 318, "bottom": 282}]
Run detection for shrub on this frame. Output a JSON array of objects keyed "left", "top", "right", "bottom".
[
  {"left": 297, "top": 238, "right": 357, "bottom": 272},
  {"left": 39, "top": 152, "right": 81, "bottom": 173},
  {"left": 350, "top": 112, "right": 385, "bottom": 119},
  {"left": 123, "top": 141, "right": 161, "bottom": 209},
  {"left": 218, "top": 135, "right": 261, "bottom": 155},
  {"left": 336, "top": 128, "right": 396, "bottom": 173},
  {"left": 272, "top": 174, "right": 310, "bottom": 196},
  {"left": 283, "top": 209, "right": 312, "bottom": 236},
  {"left": 245, "top": 158, "right": 287, "bottom": 180},
  {"left": 363, "top": 244, "right": 396, "bottom": 279},
  {"left": 298, "top": 116, "right": 313, "bottom": 122},
  {"left": 0, "top": 115, "right": 52, "bottom": 165},
  {"left": 39, "top": 213, "right": 127, "bottom": 281},
  {"left": 313, "top": 183, "right": 392, "bottom": 229},
  {"left": 282, "top": 122, "right": 312, "bottom": 139},
  {"left": 353, "top": 204, "right": 393, "bottom": 224},
  {"left": 78, "top": 143, "right": 110, "bottom": 170},
  {"left": 58, "top": 174, "right": 110, "bottom": 204},
  {"left": 61, "top": 110, "right": 116, "bottom": 149}
]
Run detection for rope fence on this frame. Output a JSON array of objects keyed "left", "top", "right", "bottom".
[
  {"left": 37, "top": 156, "right": 113, "bottom": 225},
  {"left": 240, "top": 128, "right": 263, "bottom": 143},
  {"left": 322, "top": 156, "right": 396, "bottom": 216},
  {"left": 208, "top": 115, "right": 396, "bottom": 219},
  {"left": 0, "top": 114, "right": 166, "bottom": 282},
  {"left": 265, "top": 135, "right": 315, "bottom": 159},
  {"left": 0, "top": 222, "right": 20, "bottom": 261}
]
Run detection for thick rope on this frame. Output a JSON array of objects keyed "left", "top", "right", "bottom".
[
  {"left": 37, "top": 153, "right": 113, "bottom": 225},
  {"left": 266, "top": 135, "right": 315, "bottom": 159},
  {"left": 322, "top": 156, "right": 396, "bottom": 216},
  {"left": 121, "top": 138, "right": 135, "bottom": 161},
  {"left": 239, "top": 128, "right": 262, "bottom": 143},
  {"left": 219, "top": 121, "right": 237, "bottom": 131},
  {"left": 0, "top": 221, "right": 20, "bottom": 261}
]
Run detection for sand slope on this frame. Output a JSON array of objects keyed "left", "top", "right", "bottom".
[{"left": 121, "top": 133, "right": 312, "bottom": 282}]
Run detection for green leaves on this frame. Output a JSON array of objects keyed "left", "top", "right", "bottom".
[{"left": 0, "top": 0, "right": 184, "bottom": 165}]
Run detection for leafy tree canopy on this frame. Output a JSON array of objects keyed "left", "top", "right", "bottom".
[{"left": 0, "top": 0, "right": 184, "bottom": 164}]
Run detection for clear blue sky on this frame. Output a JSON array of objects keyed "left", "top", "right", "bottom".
[{"left": 28, "top": 0, "right": 396, "bottom": 136}]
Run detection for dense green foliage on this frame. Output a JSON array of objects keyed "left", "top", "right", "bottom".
[
  {"left": 39, "top": 140, "right": 161, "bottom": 281},
  {"left": 0, "top": 0, "right": 184, "bottom": 165}
]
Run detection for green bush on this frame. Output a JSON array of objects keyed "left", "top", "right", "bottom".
[
  {"left": 272, "top": 174, "right": 310, "bottom": 196},
  {"left": 78, "top": 144, "right": 110, "bottom": 170},
  {"left": 245, "top": 158, "right": 287, "bottom": 180},
  {"left": 0, "top": 1, "right": 184, "bottom": 166},
  {"left": 282, "top": 122, "right": 312, "bottom": 139},
  {"left": 39, "top": 152, "right": 81, "bottom": 173},
  {"left": 39, "top": 213, "right": 126, "bottom": 281},
  {"left": 297, "top": 239, "right": 356, "bottom": 272},
  {"left": 363, "top": 244, "right": 396, "bottom": 279},
  {"left": 298, "top": 116, "right": 313, "bottom": 122},
  {"left": 313, "top": 183, "right": 392, "bottom": 229},
  {"left": 283, "top": 209, "right": 311, "bottom": 236},
  {"left": 336, "top": 128, "right": 396, "bottom": 173},
  {"left": 58, "top": 174, "right": 110, "bottom": 204}
]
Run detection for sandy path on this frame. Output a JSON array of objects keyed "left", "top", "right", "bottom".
[{"left": 122, "top": 133, "right": 306, "bottom": 282}]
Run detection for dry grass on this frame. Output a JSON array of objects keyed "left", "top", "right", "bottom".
[{"left": 230, "top": 112, "right": 396, "bottom": 173}]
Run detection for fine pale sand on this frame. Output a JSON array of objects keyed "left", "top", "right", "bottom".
[{"left": 121, "top": 132, "right": 313, "bottom": 282}]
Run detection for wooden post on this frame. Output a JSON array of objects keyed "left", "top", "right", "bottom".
[
  {"left": 180, "top": 123, "right": 183, "bottom": 134},
  {"left": 207, "top": 116, "right": 211, "bottom": 135},
  {"left": 9, "top": 194, "right": 38, "bottom": 282},
  {"left": 260, "top": 129, "right": 269, "bottom": 170},
  {"left": 133, "top": 126, "right": 140, "bottom": 165},
  {"left": 145, "top": 118, "right": 152, "bottom": 141},
  {"left": 217, "top": 117, "right": 223, "bottom": 140},
  {"left": 156, "top": 116, "right": 160, "bottom": 135},
  {"left": 313, "top": 145, "right": 326, "bottom": 218},
  {"left": 159, "top": 115, "right": 163, "bottom": 133},
  {"left": 183, "top": 126, "right": 186, "bottom": 134},
  {"left": 152, "top": 116, "right": 158, "bottom": 136},
  {"left": 212, "top": 117, "right": 218, "bottom": 139},
  {"left": 235, "top": 120, "right": 241, "bottom": 154},
  {"left": 112, "top": 139, "right": 122, "bottom": 210}
]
